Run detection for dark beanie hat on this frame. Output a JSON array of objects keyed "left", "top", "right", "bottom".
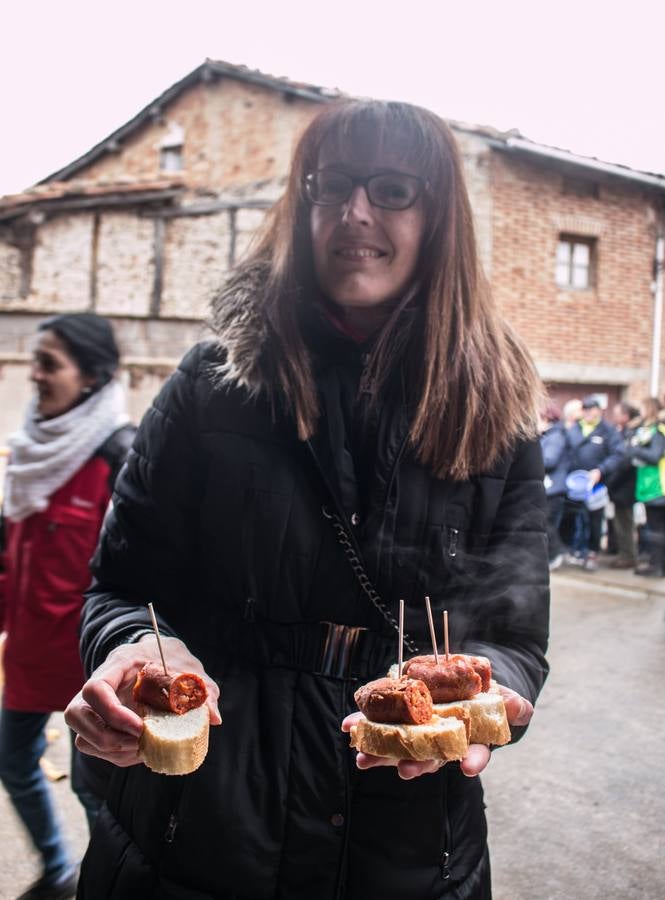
[
  {"left": 39, "top": 313, "right": 120, "bottom": 389},
  {"left": 581, "top": 394, "right": 601, "bottom": 410}
]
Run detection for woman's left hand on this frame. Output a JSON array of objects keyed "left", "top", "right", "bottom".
[{"left": 341, "top": 683, "right": 533, "bottom": 780}]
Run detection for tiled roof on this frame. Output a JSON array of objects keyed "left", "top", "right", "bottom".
[
  {"left": 35, "top": 60, "right": 342, "bottom": 185},
  {"left": 0, "top": 176, "right": 185, "bottom": 220},
  {"left": 3, "top": 59, "right": 663, "bottom": 201}
]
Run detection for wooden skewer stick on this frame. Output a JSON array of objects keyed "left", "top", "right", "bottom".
[
  {"left": 148, "top": 602, "right": 169, "bottom": 676},
  {"left": 443, "top": 610, "right": 450, "bottom": 661},
  {"left": 425, "top": 596, "right": 439, "bottom": 664},
  {"left": 398, "top": 599, "right": 405, "bottom": 679}
]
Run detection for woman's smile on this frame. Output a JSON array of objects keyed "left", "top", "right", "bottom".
[{"left": 333, "top": 241, "right": 387, "bottom": 261}]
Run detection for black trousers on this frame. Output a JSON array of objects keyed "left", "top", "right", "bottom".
[{"left": 645, "top": 505, "right": 665, "bottom": 573}]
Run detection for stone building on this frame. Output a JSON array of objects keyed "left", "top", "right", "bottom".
[{"left": 1, "top": 58, "right": 664, "bottom": 448}]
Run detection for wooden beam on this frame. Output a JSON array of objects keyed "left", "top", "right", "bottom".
[
  {"left": 150, "top": 218, "right": 165, "bottom": 317},
  {"left": 12, "top": 223, "right": 36, "bottom": 299},
  {"left": 89, "top": 212, "right": 100, "bottom": 310},
  {"left": 140, "top": 198, "right": 273, "bottom": 218},
  {"left": 0, "top": 189, "right": 183, "bottom": 222}
]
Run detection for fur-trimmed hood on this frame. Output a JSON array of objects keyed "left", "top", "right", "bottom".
[
  {"left": 208, "top": 262, "right": 422, "bottom": 399},
  {"left": 208, "top": 262, "right": 274, "bottom": 396}
]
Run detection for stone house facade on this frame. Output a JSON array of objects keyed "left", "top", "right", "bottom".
[
  {"left": 1, "top": 59, "right": 664, "bottom": 451},
  {"left": 489, "top": 142, "right": 665, "bottom": 413}
]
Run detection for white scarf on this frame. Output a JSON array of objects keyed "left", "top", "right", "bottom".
[{"left": 3, "top": 380, "right": 129, "bottom": 523}]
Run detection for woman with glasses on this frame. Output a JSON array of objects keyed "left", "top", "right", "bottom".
[{"left": 65, "top": 100, "right": 549, "bottom": 900}]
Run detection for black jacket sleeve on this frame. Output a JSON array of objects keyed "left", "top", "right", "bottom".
[
  {"left": 598, "top": 424, "right": 625, "bottom": 478},
  {"left": 80, "top": 347, "right": 205, "bottom": 675},
  {"left": 541, "top": 427, "right": 567, "bottom": 472},
  {"left": 630, "top": 428, "right": 665, "bottom": 466},
  {"left": 462, "top": 439, "right": 550, "bottom": 742}
]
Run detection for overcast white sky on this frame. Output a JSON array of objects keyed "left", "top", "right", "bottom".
[{"left": 1, "top": 0, "right": 663, "bottom": 197}]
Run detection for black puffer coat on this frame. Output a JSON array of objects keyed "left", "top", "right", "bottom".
[
  {"left": 567, "top": 419, "right": 624, "bottom": 479},
  {"left": 606, "top": 425, "right": 638, "bottom": 508},
  {"left": 77, "top": 280, "right": 549, "bottom": 900}
]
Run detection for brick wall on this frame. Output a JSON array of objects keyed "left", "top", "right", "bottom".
[
  {"left": 489, "top": 151, "right": 661, "bottom": 401},
  {"left": 0, "top": 240, "right": 21, "bottom": 301},
  {"left": 95, "top": 212, "right": 155, "bottom": 316},
  {"left": 80, "top": 78, "right": 320, "bottom": 190},
  {"left": 29, "top": 214, "right": 94, "bottom": 310},
  {"left": 455, "top": 131, "right": 493, "bottom": 274},
  {"left": 161, "top": 212, "right": 232, "bottom": 318}
]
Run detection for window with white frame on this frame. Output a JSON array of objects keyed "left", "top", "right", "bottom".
[
  {"left": 160, "top": 145, "right": 183, "bottom": 172},
  {"left": 157, "top": 121, "right": 185, "bottom": 172},
  {"left": 556, "top": 235, "right": 596, "bottom": 289}
]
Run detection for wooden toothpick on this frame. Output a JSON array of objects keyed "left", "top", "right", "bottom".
[
  {"left": 148, "top": 602, "right": 169, "bottom": 676},
  {"left": 425, "top": 596, "right": 439, "bottom": 664},
  {"left": 443, "top": 610, "right": 450, "bottom": 661},
  {"left": 398, "top": 599, "right": 405, "bottom": 679}
]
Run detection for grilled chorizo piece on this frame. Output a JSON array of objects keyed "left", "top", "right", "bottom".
[
  {"left": 467, "top": 655, "right": 492, "bottom": 692},
  {"left": 354, "top": 677, "right": 433, "bottom": 725},
  {"left": 133, "top": 662, "right": 207, "bottom": 715},
  {"left": 402, "top": 655, "right": 482, "bottom": 702}
]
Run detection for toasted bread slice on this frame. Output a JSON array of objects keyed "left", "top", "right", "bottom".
[
  {"left": 349, "top": 714, "right": 468, "bottom": 762},
  {"left": 433, "top": 685, "right": 510, "bottom": 747},
  {"left": 139, "top": 704, "right": 210, "bottom": 775}
]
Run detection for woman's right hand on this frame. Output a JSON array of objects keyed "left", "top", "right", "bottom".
[{"left": 64, "top": 634, "right": 222, "bottom": 767}]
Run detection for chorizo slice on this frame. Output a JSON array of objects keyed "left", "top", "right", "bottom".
[
  {"left": 402, "top": 654, "right": 482, "bottom": 702},
  {"left": 467, "top": 655, "right": 492, "bottom": 692},
  {"left": 354, "top": 677, "right": 433, "bottom": 725},
  {"left": 133, "top": 662, "right": 207, "bottom": 715}
]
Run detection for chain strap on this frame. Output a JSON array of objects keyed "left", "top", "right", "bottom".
[{"left": 322, "top": 505, "right": 419, "bottom": 654}]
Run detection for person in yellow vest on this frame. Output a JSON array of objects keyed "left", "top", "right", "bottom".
[
  {"left": 565, "top": 395, "right": 623, "bottom": 570},
  {"left": 605, "top": 402, "right": 640, "bottom": 568}
]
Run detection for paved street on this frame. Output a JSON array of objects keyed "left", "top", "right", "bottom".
[
  {"left": 1, "top": 564, "right": 664, "bottom": 899},
  {"left": 0, "top": 716, "right": 87, "bottom": 899},
  {"left": 485, "top": 566, "right": 665, "bottom": 900}
]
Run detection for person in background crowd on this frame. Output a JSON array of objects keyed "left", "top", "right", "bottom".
[
  {"left": 539, "top": 403, "right": 569, "bottom": 570},
  {"left": 0, "top": 314, "right": 135, "bottom": 900},
  {"left": 605, "top": 402, "right": 640, "bottom": 569},
  {"left": 565, "top": 395, "right": 623, "bottom": 571},
  {"left": 64, "top": 99, "right": 549, "bottom": 900},
  {"left": 631, "top": 397, "right": 665, "bottom": 577},
  {"left": 562, "top": 397, "right": 582, "bottom": 431},
  {"left": 558, "top": 397, "right": 584, "bottom": 552}
]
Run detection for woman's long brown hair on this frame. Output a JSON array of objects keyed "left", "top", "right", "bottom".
[
  {"left": 640, "top": 397, "right": 662, "bottom": 424},
  {"left": 239, "top": 99, "right": 542, "bottom": 479}
]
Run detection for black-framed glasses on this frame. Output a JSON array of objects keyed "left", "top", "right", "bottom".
[{"left": 305, "top": 169, "right": 425, "bottom": 211}]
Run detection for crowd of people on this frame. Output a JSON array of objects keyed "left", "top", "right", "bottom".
[{"left": 540, "top": 393, "right": 665, "bottom": 577}]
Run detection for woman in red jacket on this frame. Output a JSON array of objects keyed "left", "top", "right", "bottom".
[{"left": 0, "top": 313, "right": 134, "bottom": 900}]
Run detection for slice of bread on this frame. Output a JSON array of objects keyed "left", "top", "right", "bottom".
[
  {"left": 433, "top": 686, "right": 510, "bottom": 747},
  {"left": 349, "top": 714, "right": 468, "bottom": 762},
  {"left": 139, "top": 704, "right": 210, "bottom": 775}
]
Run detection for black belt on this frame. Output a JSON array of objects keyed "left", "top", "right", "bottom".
[{"left": 233, "top": 620, "right": 397, "bottom": 681}]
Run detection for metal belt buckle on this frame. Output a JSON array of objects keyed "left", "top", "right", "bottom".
[{"left": 319, "top": 622, "right": 367, "bottom": 678}]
